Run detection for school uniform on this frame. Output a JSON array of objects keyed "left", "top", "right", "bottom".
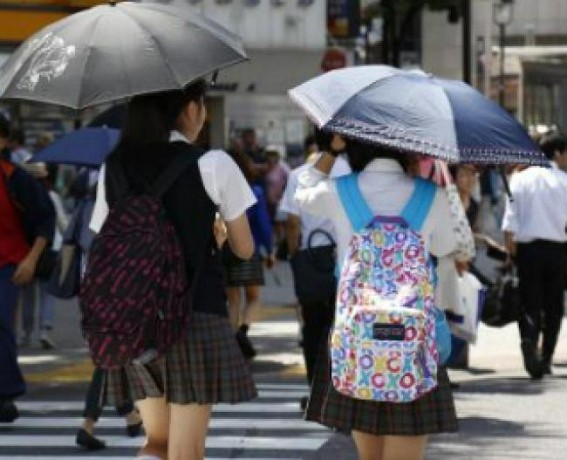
[
  {"left": 294, "top": 158, "right": 459, "bottom": 435},
  {"left": 223, "top": 184, "right": 272, "bottom": 287},
  {"left": 90, "top": 133, "right": 258, "bottom": 406}
]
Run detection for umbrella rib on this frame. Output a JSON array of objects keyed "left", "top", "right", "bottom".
[
  {"left": 322, "top": 73, "right": 401, "bottom": 127},
  {"left": 122, "top": 11, "right": 181, "bottom": 88},
  {"left": 75, "top": 12, "right": 107, "bottom": 109}
]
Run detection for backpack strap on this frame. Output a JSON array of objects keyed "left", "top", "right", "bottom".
[
  {"left": 336, "top": 173, "right": 374, "bottom": 232},
  {"left": 400, "top": 178, "right": 437, "bottom": 232},
  {"left": 151, "top": 149, "right": 202, "bottom": 198}
]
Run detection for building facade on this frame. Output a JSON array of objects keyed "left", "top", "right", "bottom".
[
  {"left": 143, "top": 0, "right": 328, "bottom": 153},
  {"left": 421, "top": 0, "right": 567, "bottom": 131}
]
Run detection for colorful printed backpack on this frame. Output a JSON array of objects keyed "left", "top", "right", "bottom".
[
  {"left": 80, "top": 154, "right": 198, "bottom": 370},
  {"left": 331, "top": 174, "right": 446, "bottom": 403}
]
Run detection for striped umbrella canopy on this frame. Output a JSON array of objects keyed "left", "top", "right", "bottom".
[{"left": 289, "top": 65, "right": 546, "bottom": 165}]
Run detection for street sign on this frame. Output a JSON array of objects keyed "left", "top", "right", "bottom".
[{"left": 321, "top": 47, "right": 348, "bottom": 72}]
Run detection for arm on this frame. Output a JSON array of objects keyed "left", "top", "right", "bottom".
[
  {"left": 12, "top": 168, "right": 56, "bottom": 243},
  {"left": 504, "top": 231, "right": 517, "bottom": 258},
  {"left": 225, "top": 214, "right": 254, "bottom": 260},
  {"left": 12, "top": 236, "right": 48, "bottom": 285},
  {"left": 294, "top": 134, "right": 346, "bottom": 217},
  {"left": 286, "top": 213, "right": 301, "bottom": 256}
]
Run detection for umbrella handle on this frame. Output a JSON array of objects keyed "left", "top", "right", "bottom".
[{"left": 500, "top": 167, "right": 513, "bottom": 202}]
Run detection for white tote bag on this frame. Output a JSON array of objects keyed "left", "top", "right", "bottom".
[
  {"left": 449, "top": 272, "right": 485, "bottom": 344},
  {"left": 437, "top": 161, "right": 476, "bottom": 262}
]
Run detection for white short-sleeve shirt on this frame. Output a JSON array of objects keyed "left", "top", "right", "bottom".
[
  {"left": 294, "top": 158, "right": 458, "bottom": 265},
  {"left": 279, "top": 154, "right": 350, "bottom": 249},
  {"left": 90, "top": 132, "right": 256, "bottom": 232},
  {"left": 501, "top": 163, "right": 567, "bottom": 243}
]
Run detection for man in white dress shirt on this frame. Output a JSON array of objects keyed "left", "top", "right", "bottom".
[{"left": 502, "top": 132, "right": 567, "bottom": 378}]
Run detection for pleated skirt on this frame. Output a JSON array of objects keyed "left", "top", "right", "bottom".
[
  {"left": 305, "top": 340, "right": 459, "bottom": 436},
  {"left": 224, "top": 255, "right": 265, "bottom": 287},
  {"left": 102, "top": 312, "right": 257, "bottom": 406}
]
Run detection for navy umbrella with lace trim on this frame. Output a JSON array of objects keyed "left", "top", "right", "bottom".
[
  {"left": 0, "top": 1, "right": 246, "bottom": 109},
  {"left": 289, "top": 65, "right": 546, "bottom": 166}
]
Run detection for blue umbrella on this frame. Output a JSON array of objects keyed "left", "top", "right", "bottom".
[
  {"left": 289, "top": 65, "right": 546, "bottom": 165},
  {"left": 32, "top": 127, "right": 119, "bottom": 168}
]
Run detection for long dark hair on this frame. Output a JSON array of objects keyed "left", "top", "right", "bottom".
[
  {"left": 226, "top": 141, "right": 255, "bottom": 185},
  {"left": 345, "top": 138, "right": 409, "bottom": 172},
  {"left": 114, "top": 79, "right": 207, "bottom": 158}
]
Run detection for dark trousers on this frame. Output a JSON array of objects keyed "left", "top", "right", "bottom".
[
  {"left": 299, "top": 295, "right": 335, "bottom": 385},
  {"left": 517, "top": 241, "right": 566, "bottom": 362},
  {"left": 0, "top": 265, "right": 26, "bottom": 401},
  {"left": 83, "top": 367, "right": 133, "bottom": 421}
]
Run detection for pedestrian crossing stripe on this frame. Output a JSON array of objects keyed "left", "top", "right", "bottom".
[
  {"left": 16, "top": 401, "right": 301, "bottom": 413},
  {"left": 0, "top": 435, "right": 327, "bottom": 449},
  {"left": 9, "top": 417, "right": 323, "bottom": 430},
  {"left": 0, "top": 458, "right": 302, "bottom": 460},
  {"left": 0, "top": 383, "right": 330, "bottom": 458}
]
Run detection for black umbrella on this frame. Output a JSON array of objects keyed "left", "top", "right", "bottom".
[{"left": 0, "top": 1, "right": 247, "bottom": 109}]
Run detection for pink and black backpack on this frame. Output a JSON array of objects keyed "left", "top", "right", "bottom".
[{"left": 80, "top": 154, "right": 197, "bottom": 369}]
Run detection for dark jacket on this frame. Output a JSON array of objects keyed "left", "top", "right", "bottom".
[{"left": 0, "top": 160, "right": 56, "bottom": 244}]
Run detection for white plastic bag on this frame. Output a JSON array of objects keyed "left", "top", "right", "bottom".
[{"left": 449, "top": 272, "right": 485, "bottom": 344}]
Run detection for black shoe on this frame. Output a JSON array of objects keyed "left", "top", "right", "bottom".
[
  {"left": 236, "top": 325, "right": 257, "bottom": 359},
  {"left": 126, "top": 421, "right": 143, "bottom": 437},
  {"left": 542, "top": 359, "right": 553, "bottom": 375},
  {"left": 521, "top": 341, "right": 544, "bottom": 380},
  {"left": 300, "top": 396, "right": 309, "bottom": 411},
  {"left": 0, "top": 401, "right": 19, "bottom": 423},
  {"left": 76, "top": 428, "right": 106, "bottom": 450}
]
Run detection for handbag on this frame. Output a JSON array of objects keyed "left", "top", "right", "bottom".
[
  {"left": 46, "top": 201, "right": 84, "bottom": 299},
  {"left": 35, "top": 248, "right": 58, "bottom": 281},
  {"left": 437, "top": 161, "right": 476, "bottom": 261},
  {"left": 290, "top": 229, "right": 337, "bottom": 305},
  {"left": 481, "top": 267, "right": 520, "bottom": 327}
]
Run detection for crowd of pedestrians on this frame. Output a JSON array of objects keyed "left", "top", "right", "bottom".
[{"left": 1, "top": 82, "right": 566, "bottom": 460}]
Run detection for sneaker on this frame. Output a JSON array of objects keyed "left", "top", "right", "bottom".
[
  {"left": 0, "top": 400, "right": 19, "bottom": 423},
  {"left": 521, "top": 341, "right": 544, "bottom": 380},
  {"left": 542, "top": 359, "right": 553, "bottom": 375},
  {"left": 76, "top": 428, "right": 106, "bottom": 450},
  {"left": 39, "top": 333, "right": 56, "bottom": 350},
  {"left": 236, "top": 325, "right": 257, "bottom": 359}
]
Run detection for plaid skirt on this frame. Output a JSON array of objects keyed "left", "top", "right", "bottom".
[
  {"left": 224, "top": 255, "right": 264, "bottom": 287},
  {"left": 305, "top": 342, "right": 459, "bottom": 436},
  {"left": 102, "top": 312, "right": 257, "bottom": 406}
]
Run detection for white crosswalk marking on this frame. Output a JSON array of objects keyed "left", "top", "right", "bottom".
[{"left": 0, "top": 384, "right": 330, "bottom": 459}]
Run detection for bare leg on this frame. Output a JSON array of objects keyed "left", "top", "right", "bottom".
[
  {"left": 136, "top": 397, "right": 169, "bottom": 459},
  {"left": 242, "top": 285, "right": 261, "bottom": 326},
  {"left": 168, "top": 403, "right": 212, "bottom": 460},
  {"left": 226, "top": 287, "right": 242, "bottom": 331},
  {"left": 381, "top": 435, "right": 428, "bottom": 460},
  {"left": 352, "top": 430, "right": 384, "bottom": 460}
]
